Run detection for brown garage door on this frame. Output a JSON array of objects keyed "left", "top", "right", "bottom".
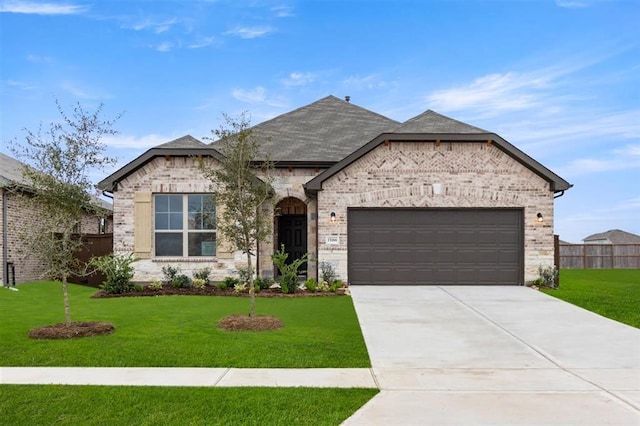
[{"left": 348, "top": 208, "right": 523, "bottom": 285}]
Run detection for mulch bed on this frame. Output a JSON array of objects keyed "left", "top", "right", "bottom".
[
  {"left": 28, "top": 321, "right": 115, "bottom": 340},
  {"left": 91, "top": 285, "right": 346, "bottom": 299},
  {"left": 218, "top": 314, "right": 284, "bottom": 332}
]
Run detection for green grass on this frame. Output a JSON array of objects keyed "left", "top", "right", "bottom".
[
  {"left": 0, "top": 385, "right": 378, "bottom": 425},
  {"left": 0, "top": 281, "right": 370, "bottom": 367},
  {"left": 542, "top": 269, "right": 640, "bottom": 328}
]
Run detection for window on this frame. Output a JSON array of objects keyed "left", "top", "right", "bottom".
[{"left": 154, "top": 194, "right": 216, "bottom": 257}]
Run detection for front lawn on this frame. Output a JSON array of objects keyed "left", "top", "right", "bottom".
[
  {"left": 0, "top": 281, "right": 370, "bottom": 367},
  {"left": 542, "top": 269, "right": 640, "bottom": 328},
  {"left": 0, "top": 385, "right": 378, "bottom": 425}
]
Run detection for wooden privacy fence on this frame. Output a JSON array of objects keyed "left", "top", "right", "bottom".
[
  {"left": 71, "top": 233, "right": 114, "bottom": 287},
  {"left": 559, "top": 244, "right": 640, "bottom": 269}
]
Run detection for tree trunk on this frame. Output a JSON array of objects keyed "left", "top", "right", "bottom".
[
  {"left": 62, "top": 273, "right": 71, "bottom": 326},
  {"left": 247, "top": 249, "right": 255, "bottom": 318}
]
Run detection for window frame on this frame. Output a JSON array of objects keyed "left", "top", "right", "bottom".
[{"left": 153, "top": 193, "right": 217, "bottom": 258}]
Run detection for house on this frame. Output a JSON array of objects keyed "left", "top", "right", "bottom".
[
  {"left": 0, "top": 152, "right": 113, "bottom": 285},
  {"left": 98, "top": 95, "right": 571, "bottom": 286},
  {"left": 582, "top": 229, "right": 640, "bottom": 244}
]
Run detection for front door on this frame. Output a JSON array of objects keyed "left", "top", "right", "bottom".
[{"left": 277, "top": 215, "right": 308, "bottom": 274}]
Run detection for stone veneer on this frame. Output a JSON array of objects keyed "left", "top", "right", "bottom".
[{"left": 316, "top": 141, "right": 555, "bottom": 284}]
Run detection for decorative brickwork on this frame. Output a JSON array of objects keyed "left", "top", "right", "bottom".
[{"left": 317, "top": 142, "right": 554, "bottom": 283}]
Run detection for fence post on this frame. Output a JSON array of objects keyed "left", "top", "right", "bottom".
[{"left": 554, "top": 235, "right": 560, "bottom": 286}]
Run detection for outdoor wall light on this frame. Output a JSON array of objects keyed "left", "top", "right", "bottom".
[
  {"left": 537, "top": 212, "right": 543, "bottom": 222},
  {"left": 330, "top": 212, "right": 336, "bottom": 222}
]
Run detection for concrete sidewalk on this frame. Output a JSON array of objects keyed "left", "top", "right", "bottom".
[
  {"left": 344, "top": 286, "right": 640, "bottom": 425},
  {"left": 0, "top": 367, "right": 376, "bottom": 388}
]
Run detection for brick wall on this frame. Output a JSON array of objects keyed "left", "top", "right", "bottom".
[
  {"left": 316, "top": 141, "right": 555, "bottom": 284},
  {"left": 1, "top": 189, "right": 112, "bottom": 285},
  {"left": 113, "top": 156, "right": 324, "bottom": 282}
]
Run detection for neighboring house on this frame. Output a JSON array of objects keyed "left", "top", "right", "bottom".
[
  {"left": 0, "top": 152, "right": 113, "bottom": 285},
  {"left": 582, "top": 229, "right": 640, "bottom": 244},
  {"left": 98, "top": 95, "right": 572, "bottom": 286}
]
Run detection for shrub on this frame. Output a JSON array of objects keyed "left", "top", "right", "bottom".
[
  {"left": 317, "top": 280, "right": 330, "bottom": 292},
  {"left": 319, "top": 262, "right": 337, "bottom": 285},
  {"left": 330, "top": 279, "right": 343, "bottom": 292},
  {"left": 223, "top": 276, "right": 239, "bottom": 288},
  {"left": 161, "top": 265, "right": 180, "bottom": 284},
  {"left": 272, "top": 244, "right": 308, "bottom": 294},
  {"left": 253, "top": 276, "right": 272, "bottom": 290},
  {"left": 149, "top": 280, "right": 163, "bottom": 291},
  {"left": 193, "top": 267, "right": 211, "bottom": 285},
  {"left": 134, "top": 284, "right": 143, "bottom": 292},
  {"left": 171, "top": 274, "right": 191, "bottom": 288},
  {"left": 304, "top": 278, "right": 317, "bottom": 292},
  {"left": 89, "top": 253, "right": 138, "bottom": 295},
  {"left": 537, "top": 265, "right": 559, "bottom": 289},
  {"left": 217, "top": 281, "right": 228, "bottom": 290},
  {"left": 254, "top": 284, "right": 261, "bottom": 294},
  {"left": 234, "top": 283, "right": 247, "bottom": 293},
  {"left": 192, "top": 278, "right": 206, "bottom": 289}
]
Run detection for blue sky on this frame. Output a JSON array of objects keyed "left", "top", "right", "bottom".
[{"left": 1, "top": 0, "right": 638, "bottom": 243}]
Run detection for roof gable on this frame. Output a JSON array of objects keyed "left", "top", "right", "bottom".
[
  {"left": 220, "top": 95, "right": 400, "bottom": 163},
  {"left": 394, "top": 110, "right": 488, "bottom": 134},
  {"left": 97, "top": 135, "right": 223, "bottom": 192},
  {"left": 305, "top": 132, "right": 572, "bottom": 193}
]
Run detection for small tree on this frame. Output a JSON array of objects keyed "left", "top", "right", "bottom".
[
  {"left": 200, "top": 112, "right": 273, "bottom": 317},
  {"left": 11, "top": 100, "right": 119, "bottom": 326}
]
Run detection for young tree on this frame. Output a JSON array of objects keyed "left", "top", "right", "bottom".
[
  {"left": 11, "top": 100, "right": 119, "bottom": 326},
  {"left": 200, "top": 113, "right": 273, "bottom": 317}
]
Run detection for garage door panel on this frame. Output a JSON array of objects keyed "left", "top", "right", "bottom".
[{"left": 348, "top": 208, "right": 523, "bottom": 285}]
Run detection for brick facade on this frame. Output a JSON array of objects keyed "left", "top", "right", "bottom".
[
  {"left": 316, "top": 141, "right": 554, "bottom": 283},
  {"left": 1, "top": 189, "right": 111, "bottom": 285}
]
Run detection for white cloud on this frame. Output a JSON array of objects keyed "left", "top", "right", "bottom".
[
  {"left": 155, "top": 41, "right": 174, "bottom": 52},
  {"left": 60, "top": 82, "right": 111, "bottom": 100},
  {"left": 555, "top": 0, "right": 591, "bottom": 8},
  {"left": 232, "top": 86, "right": 287, "bottom": 107},
  {"left": 26, "top": 54, "right": 53, "bottom": 63},
  {"left": 282, "top": 72, "right": 316, "bottom": 87},
  {"left": 271, "top": 5, "right": 294, "bottom": 18},
  {"left": 5, "top": 79, "right": 37, "bottom": 90},
  {"left": 343, "top": 74, "right": 390, "bottom": 90},
  {"left": 0, "top": 0, "right": 87, "bottom": 14},
  {"left": 188, "top": 36, "right": 217, "bottom": 49},
  {"left": 101, "top": 134, "right": 175, "bottom": 150},
  {"left": 224, "top": 26, "right": 273, "bottom": 39},
  {"left": 557, "top": 144, "right": 640, "bottom": 176},
  {"left": 232, "top": 86, "right": 267, "bottom": 104},
  {"left": 131, "top": 17, "right": 178, "bottom": 34}
]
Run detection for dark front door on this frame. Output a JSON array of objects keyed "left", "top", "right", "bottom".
[{"left": 278, "top": 215, "right": 308, "bottom": 273}]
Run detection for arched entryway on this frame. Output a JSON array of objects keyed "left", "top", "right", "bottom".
[{"left": 275, "top": 197, "right": 308, "bottom": 276}]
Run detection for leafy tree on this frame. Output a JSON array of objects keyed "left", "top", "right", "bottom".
[
  {"left": 11, "top": 100, "right": 119, "bottom": 325},
  {"left": 200, "top": 113, "right": 273, "bottom": 317}
]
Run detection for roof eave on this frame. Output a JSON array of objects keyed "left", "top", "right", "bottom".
[{"left": 98, "top": 147, "right": 225, "bottom": 192}]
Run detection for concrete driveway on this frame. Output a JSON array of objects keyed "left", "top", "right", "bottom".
[{"left": 344, "top": 286, "right": 640, "bottom": 425}]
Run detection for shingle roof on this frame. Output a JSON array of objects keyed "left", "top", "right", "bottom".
[
  {"left": 583, "top": 229, "right": 640, "bottom": 244},
  {"left": 214, "top": 95, "right": 400, "bottom": 162},
  {"left": 0, "top": 151, "right": 29, "bottom": 188},
  {"left": 0, "top": 152, "right": 113, "bottom": 211},
  {"left": 156, "top": 135, "right": 208, "bottom": 149},
  {"left": 393, "top": 110, "right": 488, "bottom": 134}
]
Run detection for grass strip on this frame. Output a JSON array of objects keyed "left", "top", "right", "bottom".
[
  {"left": 542, "top": 269, "right": 640, "bottom": 328},
  {"left": 0, "top": 385, "right": 378, "bottom": 425}
]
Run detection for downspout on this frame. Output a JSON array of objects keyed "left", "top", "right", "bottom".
[
  {"left": 554, "top": 190, "right": 565, "bottom": 199},
  {"left": 3, "top": 189, "right": 8, "bottom": 286}
]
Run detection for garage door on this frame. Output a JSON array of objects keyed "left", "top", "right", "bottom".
[{"left": 348, "top": 208, "right": 523, "bottom": 285}]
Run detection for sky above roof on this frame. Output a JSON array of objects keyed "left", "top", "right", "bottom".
[{"left": 1, "top": 0, "right": 638, "bottom": 243}]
